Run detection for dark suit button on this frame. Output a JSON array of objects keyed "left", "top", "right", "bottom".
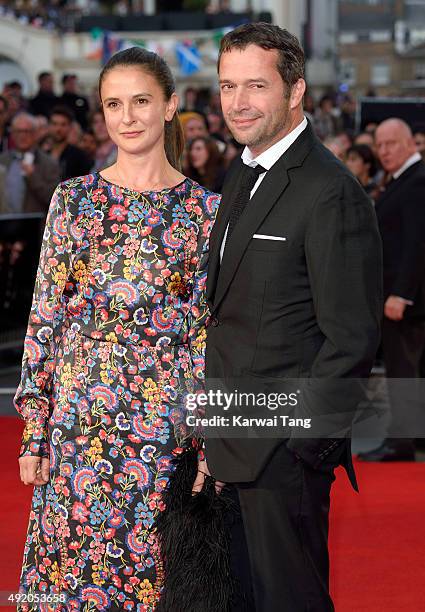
[{"left": 211, "top": 316, "right": 219, "bottom": 327}]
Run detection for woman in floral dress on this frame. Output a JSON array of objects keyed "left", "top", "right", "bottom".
[{"left": 15, "top": 48, "right": 219, "bottom": 611}]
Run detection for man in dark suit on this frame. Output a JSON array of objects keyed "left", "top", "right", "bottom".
[
  {"left": 49, "top": 106, "right": 92, "bottom": 181},
  {"left": 359, "top": 119, "right": 425, "bottom": 462},
  {"left": 29, "top": 72, "right": 59, "bottom": 119},
  {"left": 59, "top": 74, "right": 90, "bottom": 130},
  {"left": 195, "top": 23, "right": 382, "bottom": 611}
]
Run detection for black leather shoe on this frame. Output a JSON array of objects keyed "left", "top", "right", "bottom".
[{"left": 357, "top": 442, "right": 415, "bottom": 462}]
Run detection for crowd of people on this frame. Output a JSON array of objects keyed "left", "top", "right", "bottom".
[
  {"left": 2, "top": 71, "right": 425, "bottom": 215},
  {"left": 0, "top": 1, "right": 230, "bottom": 30}
]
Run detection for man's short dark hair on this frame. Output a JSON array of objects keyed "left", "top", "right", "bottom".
[
  {"left": 218, "top": 22, "right": 305, "bottom": 91},
  {"left": 7, "top": 80, "right": 22, "bottom": 90},
  {"left": 319, "top": 95, "right": 334, "bottom": 107},
  {"left": 38, "top": 71, "right": 52, "bottom": 82},
  {"left": 50, "top": 105, "right": 75, "bottom": 123},
  {"left": 62, "top": 73, "right": 76, "bottom": 85}
]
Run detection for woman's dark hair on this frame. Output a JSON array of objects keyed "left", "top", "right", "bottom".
[
  {"left": 347, "top": 144, "right": 377, "bottom": 178},
  {"left": 186, "top": 136, "right": 225, "bottom": 191},
  {"left": 98, "top": 47, "right": 184, "bottom": 170},
  {"left": 218, "top": 22, "right": 305, "bottom": 96}
]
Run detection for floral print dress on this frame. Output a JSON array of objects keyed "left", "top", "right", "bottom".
[{"left": 14, "top": 172, "right": 219, "bottom": 611}]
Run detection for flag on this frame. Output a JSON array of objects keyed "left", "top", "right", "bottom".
[
  {"left": 175, "top": 41, "right": 202, "bottom": 75},
  {"left": 102, "top": 31, "right": 124, "bottom": 65}
]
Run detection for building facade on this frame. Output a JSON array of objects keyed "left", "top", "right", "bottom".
[{"left": 338, "top": 0, "right": 425, "bottom": 95}]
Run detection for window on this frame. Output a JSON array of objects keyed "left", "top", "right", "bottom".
[
  {"left": 370, "top": 62, "right": 391, "bottom": 85},
  {"left": 415, "top": 62, "right": 425, "bottom": 79},
  {"left": 339, "top": 60, "right": 357, "bottom": 85}
]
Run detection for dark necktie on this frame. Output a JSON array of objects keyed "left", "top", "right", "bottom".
[{"left": 227, "top": 163, "right": 266, "bottom": 238}]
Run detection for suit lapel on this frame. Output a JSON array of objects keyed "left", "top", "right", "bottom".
[
  {"left": 206, "top": 157, "right": 244, "bottom": 307},
  {"left": 212, "top": 162, "right": 289, "bottom": 311},
  {"left": 211, "top": 124, "right": 317, "bottom": 312}
]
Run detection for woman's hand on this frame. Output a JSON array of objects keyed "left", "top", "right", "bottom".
[
  {"left": 192, "top": 456, "right": 226, "bottom": 495},
  {"left": 19, "top": 455, "right": 49, "bottom": 486}
]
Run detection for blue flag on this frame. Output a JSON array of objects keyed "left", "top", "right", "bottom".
[{"left": 175, "top": 42, "right": 202, "bottom": 75}]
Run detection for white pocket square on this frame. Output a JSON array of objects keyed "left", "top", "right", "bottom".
[{"left": 252, "top": 234, "right": 287, "bottom": 241}]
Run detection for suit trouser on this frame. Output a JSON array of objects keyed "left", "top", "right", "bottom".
[
  {"left": 223, "top": 442, "right": 336, "bottom": 612},
  {"left": 382, "top": 317, "right": 425, "bottom": 441}
]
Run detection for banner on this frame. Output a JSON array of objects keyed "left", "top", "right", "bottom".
[{"left": 85, "top": 26, "right": 237, "bottom": 68}]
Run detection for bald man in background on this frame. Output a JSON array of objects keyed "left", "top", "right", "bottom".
[{"left": 359, "top": 119, "right": 425, "bottom": 461}]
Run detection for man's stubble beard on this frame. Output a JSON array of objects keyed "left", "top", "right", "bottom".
[{"left": 226, "top": 98, "right": 291, "bottom": 152}]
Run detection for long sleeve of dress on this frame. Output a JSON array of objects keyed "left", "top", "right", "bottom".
[
  {"left": 14, "top": 184, "right": 73, "bottom": 457},
  {"left": 187, "top": 191, "right": 219, "bottom": 391}
]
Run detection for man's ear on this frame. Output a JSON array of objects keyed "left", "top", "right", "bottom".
[
  {"left": 165, "top": 92, "right": 179, "bottom": 121},
  {"left": 290, "top": 79, "right": 306, "bottom": 110}
]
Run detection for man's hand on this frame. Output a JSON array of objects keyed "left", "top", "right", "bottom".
[
  {"left": 384, "top": 295, "right": 407, "bottom": 321},
  {"left": 21, "top": 161, "right": 35, "bottom": 177},
  {"left": 192, "top": 456, "right": 226, "bottom": 495},
  {"left": 19, "top": 455, "right": 49, "bottom": 486}
]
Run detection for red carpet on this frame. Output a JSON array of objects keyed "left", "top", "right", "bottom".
[
  {"left": 330, "top": 459, "right": 425, "bottom": 610},
  {"left": 1, "top": 416, "right": 425, "bottom": 611}
]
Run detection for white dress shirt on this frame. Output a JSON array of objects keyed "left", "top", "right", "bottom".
[
  {"left": 220, "top": 117, "right": 308, "bottom": 261},
  {"left": 392, "top": 151, "right": 422, "bottom": 179}
]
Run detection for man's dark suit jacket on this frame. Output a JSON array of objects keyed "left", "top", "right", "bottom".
[
  {"left": 205, "top": 123, "right": 383, "bottom": 488},
  {"left": 375, "top": 160, "right": 425, "bottom": 319}
]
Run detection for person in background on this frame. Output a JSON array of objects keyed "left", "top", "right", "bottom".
[
  {"left": 223, "top": 137, "right": 243, "bottom": 168},
  {"left": 33, "top": 115, "right": 49, "bottom": 145},
  {"left": 68, "top": 120, "right": 83, "bottom": 146},
  {"left": 179, "top": 85, "right": 201, "bottom": 113},
  {"left": 79, "top": 128, "right": 97, "bottom": 167},
  {"left": 179, "top": 111, "right": 209, "bottom": 142},
  {"left": 207, "top": 90, "right": 222, "bottom": 114},
  {"left": 355, "top": 130, "right": 375, "bottom": 151},
  {"left": 0, "top": 163, "right": 5, "bottom": 211},
  {"left": 314, "top": 94, "right": 342, "bottom": 140},
  {"left": 336, "top": 130, "right": 353, "bottom": 158},
  {"left": 303, "top": 91, "right": 315, "bottom": 123},
  {"left": 323, "top": 135, "right": 345, "bottom": 160},
  {"left": 38, "top": 133, "right": 54, "bottom": 155},
  {"left": 185, "top": 135, "right": 226, "bottom": 192},
  {"left": 412, "top": 124, "right": 425, "bottom": 159},
  {"left": 0, "top": 95, "right": 10, "bottom": 153},
  {"left": 364, "top": 122, "right": 378, "bottom": 134},
  {"left": 0, "top": 112, "right": 60, "bottom": 214},
  {"left": 359, "top": 118, "right": 425, "bottom": 463},
  {"left": 206, "top": 111, "right": 226, "bottom": 143},
  {"left": 29, "top": 71, "right": 58, "bottom": 118},
  {"left": 355, "top": 130, "right": 384, "bottom": 185},
  {"left": 59, "top": 73, "right": 90, "bottom": 130},
  {"left": 49, "top": 105, "right": 92, "bottom": 180},
  {"left": 90, "top": 108, "right": 117, "bottom": 171},
  {"left": 345, "top": 143, "right": 378, "bottom": 199},
  {"left": 4, "top": 80, "right": 28, "bottom": 113},
  {"left": 340, "top": 95, "right": 356, "bottom": 132}
]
